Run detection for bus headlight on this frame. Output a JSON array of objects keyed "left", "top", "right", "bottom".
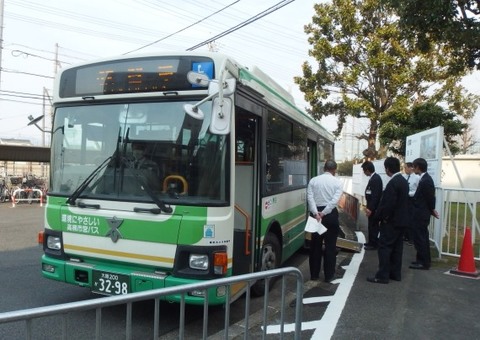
[
  {"left": 47, "top": 235, "right": 62, "bottom": 250},
  {"left": 189, "top": 254, "right": 209, "bottom": 270}
]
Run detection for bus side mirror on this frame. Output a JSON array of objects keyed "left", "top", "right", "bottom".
[
  {"left": 184, "top": 72, "right": 236, "bottom": 135},
  {"left": 209, "top": 78, "right": 235, "bottom": 135},
  {"left": 210, "top": 97, "right": 232, "bottom": 135}
]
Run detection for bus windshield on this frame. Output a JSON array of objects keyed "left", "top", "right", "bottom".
[{"left": 50, "top": 101, "right": 229, "bottom": 206}]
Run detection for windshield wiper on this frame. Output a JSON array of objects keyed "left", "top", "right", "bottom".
[
  {"left": 121, "top": 160, "right": 172, "bottom": 214},
  {"left": 66, "top": 156, "right": 112, "bottom": 206},
  {"left": 139, "top": 180, "right": 173, "bottom": 214},
  {"left": 133, "top": 207, "right": 162, "bottom": 215}
]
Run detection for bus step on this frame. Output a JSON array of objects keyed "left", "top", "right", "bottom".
[{"left": 336, "top": 238, "right": 362, "bottom": 253}]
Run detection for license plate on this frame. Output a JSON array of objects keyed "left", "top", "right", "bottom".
[{"left": 92, "top": 270, "right": 130, "bottom": 295}]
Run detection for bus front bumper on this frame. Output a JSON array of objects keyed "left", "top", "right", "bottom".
[{"left": 40, "top": 255, "right": 227, "bottom": 305}]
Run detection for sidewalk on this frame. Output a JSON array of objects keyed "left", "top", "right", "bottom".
[{"left": 332, "top": 209, "right": 480, "bottom": 339}]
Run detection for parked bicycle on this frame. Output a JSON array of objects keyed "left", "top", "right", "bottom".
[{"left": 0, "top": 184, "right": 11, "bottom": 203}]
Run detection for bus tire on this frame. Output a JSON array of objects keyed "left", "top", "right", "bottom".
[{"left": 251, "top": 232, "right": 281, "bottom": 296}]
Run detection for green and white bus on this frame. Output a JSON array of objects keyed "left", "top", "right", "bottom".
[{"left": 40, "top": 52, "right": 334, "bottom": 305}]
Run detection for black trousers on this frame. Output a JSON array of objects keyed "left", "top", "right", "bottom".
[
  {"left": 413, "top": 218, "right": 431, "bottom": 268},
  {"left": 375, "top": 222, "right": 405, "bottom": 281},
  {"left": 404, "top": 198, "right": 415, "bottom": 241},
  {"left": 367, "top": 214, "right": 380, "bottom": 247},
  {"left": 309, "top": 208, "right": 339, "bottom": 281}
]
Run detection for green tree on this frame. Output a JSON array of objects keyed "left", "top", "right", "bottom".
[
  {"left": 379, "top": 102, "right": 467, "bottom": 156},
  {"left": 383, "top": 0, "right": 480, "bottom": 71},
  {"left": 337, "top": 160, "right": 356, "bottom": 176},
  {"left": 457, "top": 123, "right": 478, "bottom": 154},
  {"left": 294, "top": 0, "right": 478, "bottom": 160}
]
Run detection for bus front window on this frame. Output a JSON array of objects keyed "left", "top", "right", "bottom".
[{"left": 50, "top": 101, "right": 229, "bottom": 206}]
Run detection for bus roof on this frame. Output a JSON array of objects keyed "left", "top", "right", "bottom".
[
  {"left": 54, "top": 51, "right": 334, "bottom": 142},
  {"left": 238, "top": 65, "right": 335, "bottom": 142}
]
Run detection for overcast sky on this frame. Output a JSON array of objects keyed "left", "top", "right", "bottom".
[
  {"left": 0, "top": 0, "right": 478, "bottom": 154},
  {"left": 0, "top": 0, "right": 332, "bottom": 145}
]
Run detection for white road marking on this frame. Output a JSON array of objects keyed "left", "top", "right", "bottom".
[
  {"left": 266, "top": 232, "right": 366, "bottom": 338},
  {"left": 302, "top": 295, "right": 334, "bottom": 304}
]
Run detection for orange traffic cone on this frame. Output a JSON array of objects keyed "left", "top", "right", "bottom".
[{"left": 450, "top": 227, "right": 479, "bottom": 278}]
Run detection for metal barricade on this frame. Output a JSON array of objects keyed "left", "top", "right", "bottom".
[
  {"left": 338, "top": 192, "right": 359, "bottom": 222},
  {"left": 11, "top": 188, "right": 43, "bottom": 207},
  {"left": 432, "top": 187, "right": 480, "bottom": 260},
  {"left": 0, "top": 267, "right": 303, "bottom": 340}
]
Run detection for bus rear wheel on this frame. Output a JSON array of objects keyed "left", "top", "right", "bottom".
[{"left": 251, "top": 232, "right": 281, "bottom": 296}]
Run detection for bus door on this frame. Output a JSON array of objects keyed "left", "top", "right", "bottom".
[
  {"left": 232, "top": 111, "right": 259, "bottom": 276},
  {"left": 308, "top": 139, "right": 318, "bottom": 179}
]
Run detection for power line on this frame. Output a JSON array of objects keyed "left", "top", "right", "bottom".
[
  {"left": 1, "top": 0, "right": 308, "bottom": 101},
  {"left": 9, "top": 1, "right": 165, "bottom": 38},
  {"left": 6, "top": 43, "right": 91, "bottom": 62},
  {"left": 187, "top": 0, "right": 295, "bottom": 51},
  {"left": 10, "top": 49, "right": 57, "bottom": 63},
  {"left": 2, "top": 68, "right": 54, "bottom": 79},
  {"left": 123, "top": 0, "right": 240, "bottom": 55},
  {"left": 0, "top": 89, "right": 47, "bottom": 99},
  {"left": 5, "top": 12, "right": 157, "bottom": 46},
  {"left": 5, "top": 0, "right": 309, "bottom": 67},
  {"left": 0, "top": 97, "right": 45, "bottom": 106}
]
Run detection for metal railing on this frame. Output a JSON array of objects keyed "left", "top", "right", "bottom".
[
  {"left": 11, "top": 188, "right": 44, "bottom": 207},
  {"left": 0, "top": 267, "right": 303, "bottom": 340},
  {"left": 431, "top": 187, "right": 480, "bottom": 260}
]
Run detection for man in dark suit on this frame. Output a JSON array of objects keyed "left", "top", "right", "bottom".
[
  {"left": 361, "top": 161, "right": 383, "bottom": 250},
  {"left": 409, "top": 158, "right": 439, "bottom": 270},
  {"left": 367, "top": 157, "right": 409, "bottom": 284}
]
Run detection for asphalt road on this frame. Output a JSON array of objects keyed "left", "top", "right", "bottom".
[
  {"left": 0, "top": 203, "right": 319, "bottom": 339},
  {"left": 4, "top": 202, "right": 475, "bottom": 339}
]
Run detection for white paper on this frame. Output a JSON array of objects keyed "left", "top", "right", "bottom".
[{"left": 305, "top": 216, "right": 328, "bottom": 235}]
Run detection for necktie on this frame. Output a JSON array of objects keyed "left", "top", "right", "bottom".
[{"left": 407, "top": 174, "right": 410, "bottom": 182}]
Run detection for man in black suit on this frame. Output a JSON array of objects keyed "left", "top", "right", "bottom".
[
  {"left": 367, "top": 157, "right": 409, "bottom": 284},
  {"left": 361, "top": 161, "right": 383, "bottom": 250},
  {"left": 409, "top": 158, "right": 439, "bottom": 270}
]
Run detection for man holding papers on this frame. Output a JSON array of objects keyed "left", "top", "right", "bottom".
[{"left": 307, "top": 160, "right": 343, "bottom": 283}]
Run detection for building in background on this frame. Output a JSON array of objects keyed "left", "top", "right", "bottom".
[{"left": 0, "top": 138, "right": 49, "bottom": 184}]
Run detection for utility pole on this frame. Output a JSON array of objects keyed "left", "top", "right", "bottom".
[
  {"left": 54, "top": 43, "right": 59, "bottom": 75},
  {"left": 0, "top": 0, "right": 5, "bottom": 91},
  {"left": 42, "top": 88, "right": 46, "bottom": 147},
  {"left": 0, "top": 0, "right": 4, "bottom": 177}
]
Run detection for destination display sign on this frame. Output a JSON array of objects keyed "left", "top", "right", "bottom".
[{"left": 59, "top": 56, "right": 215, "bottom": 98}]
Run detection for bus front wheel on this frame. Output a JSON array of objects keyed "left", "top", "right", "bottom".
[{"left": 251, "top": 232, "right": 281, "bottom": 296}]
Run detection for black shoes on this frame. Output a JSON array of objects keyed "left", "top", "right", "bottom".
[
  {"left": 364, "top": 243, "right": 378, "bottom": 250},
  {"left": 367, "top": 277, "right": 389, "bottom": 284},
  {"left": 409, "top": 263, "right": 429, "bottom": 270},
  {"left": 311, "top": 276, "right": 337, "bottom": 283}
]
